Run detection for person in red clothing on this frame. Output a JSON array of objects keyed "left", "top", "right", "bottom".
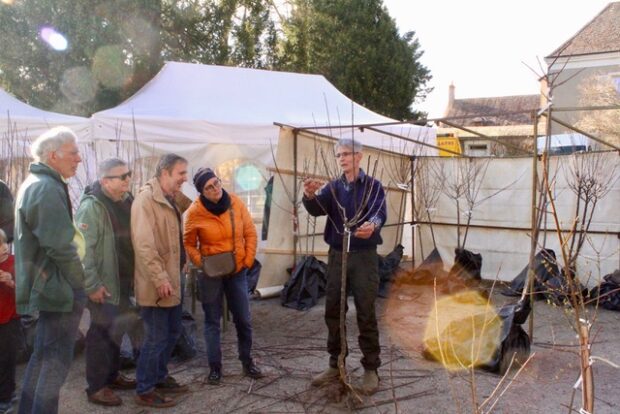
[{"left": 0, "top": 228, "right": 18, "bottom": 414}]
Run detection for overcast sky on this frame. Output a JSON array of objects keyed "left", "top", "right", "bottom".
[{"left": 382, "top": 0, "right": 613, "bottom": 118}]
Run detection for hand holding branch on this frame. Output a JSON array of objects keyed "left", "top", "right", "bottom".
[
  {"left": 303, "top": 177, "right": 326, "bottom": 199},
  {"left": 353, "top": 221, "right": 377, "bottom": 239}
]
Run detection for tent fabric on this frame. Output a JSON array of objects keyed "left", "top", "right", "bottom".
[
  {"left": 0, "top": 88, "right": 90, "bottom": 141},
  {"left": 91, "top": 61, "right": 435, "bottom": 151}
]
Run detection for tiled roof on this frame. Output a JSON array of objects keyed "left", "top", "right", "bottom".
[
  {"left": 443, "top": 95, "right": 539, "bottom": 126},
  {"left": 547, "top": 2, "right": 620, "bottom": 58}
]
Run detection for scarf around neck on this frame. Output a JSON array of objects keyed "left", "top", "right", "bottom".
[{"left": 200, "top": 189, "right": 231, "bottom": 215}]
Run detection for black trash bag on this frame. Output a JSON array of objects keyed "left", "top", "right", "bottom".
[
  {"left": 400, "top": 248, "right": 444, "bottom": 285},
  {"left": 449, "top": 248, "right": 482, "bottom": 282},
  {"left": 246, "top": 259, "right": 262, "bottom": 295},
  {"left": 589, "top": 270, "right": 620, "bottom": 311},
  {"left": 543, "top": 266, "right": 589, "bottom": 306},
  {"left": 172, "top": 310, "right": 197, "bottom": 362},
  {"left": 480, "top": 297, "right": 531, "bottom": 374},
  {"left": 378, "top": 244, "right": 404, "bottom": 298},
  {"left": 281, "top": 255, "right": 328, "bottom": 311},
  {"left": 503, "top": 249, "right": 559, "bottom": 298}
]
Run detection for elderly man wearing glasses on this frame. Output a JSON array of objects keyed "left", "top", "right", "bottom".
[
  {"left": 75, "top": 158, "right": 138, "bottom": 407},
  {"left": 131, "top": 154, "right": 191, "bottom": 408}
]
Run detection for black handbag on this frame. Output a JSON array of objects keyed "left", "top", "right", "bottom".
[{"left": 201, "top": 209, "right": 236, "bottom": 277}]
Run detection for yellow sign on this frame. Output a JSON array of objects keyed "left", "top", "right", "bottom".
[{"left": 437, "top": 135, "right": 462, "bottom": 157}]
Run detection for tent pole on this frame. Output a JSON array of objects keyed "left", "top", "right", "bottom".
[
  {"left": 293, "top": 129, "right": 299, "bottom": 268},
  {"left": 410, "top": 155, "right": 416, "bottom": 269},
  {"left": 527, "top": 111, "right": 539, "bottom": 341}
]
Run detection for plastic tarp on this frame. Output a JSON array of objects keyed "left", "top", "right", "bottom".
[{"left": 412, "top": 153, "right": 619, "bottom": 286}]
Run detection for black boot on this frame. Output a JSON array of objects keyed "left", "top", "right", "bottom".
[
  {"left": 243, "top": 361, "right": 263, "bottom": 379},
  {"left": 208, "top": 365, "right": 222, "bottom": 385}
]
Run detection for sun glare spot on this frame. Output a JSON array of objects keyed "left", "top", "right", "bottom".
[{"left": 40, "top": 27, "right": 68, "bottom": 51}]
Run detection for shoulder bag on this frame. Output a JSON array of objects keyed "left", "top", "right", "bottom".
[{"left": 201, "top": 209, "right": 236, "bottom": 278}]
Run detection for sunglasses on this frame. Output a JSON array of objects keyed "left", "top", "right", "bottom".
[{"left": 104, "top": 171, "right": 132, "bottom": 180}]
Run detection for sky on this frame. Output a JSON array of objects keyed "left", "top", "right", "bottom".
[{"left": 382, "top": 0, "right": 614, "bottom": 118}]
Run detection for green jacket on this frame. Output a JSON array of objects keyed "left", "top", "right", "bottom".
[
  {"left": 14, "top": 162, "right": 85, "bottom": 314},
  {"left": 75, "top": 184, "right": 133, "bottom": 305}
]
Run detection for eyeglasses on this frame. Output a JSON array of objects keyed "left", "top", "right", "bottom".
[
  {"left": 104, "top": 171, "right": 132, "bottom": 181},
  {"left": 335, "top": 151, "right": 357, "bottom": 159},
  {"left": 204, "top": 179, "right": 222, "bottom": 192}
]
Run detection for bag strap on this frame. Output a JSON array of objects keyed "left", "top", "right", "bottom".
[{"left": 229, "top": 207, "right": 236, "bottom": 254}]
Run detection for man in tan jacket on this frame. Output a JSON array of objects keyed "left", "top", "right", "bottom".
[{"left": 131, "top": 154, "right": 190, "bottom": 408}]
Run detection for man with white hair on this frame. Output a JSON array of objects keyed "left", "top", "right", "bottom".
[
  {"left": 303, "top": 138, "right": 386, "bottom": 395},
  {"left": 14, "top": 126, "right": 86, "bottom": 414}
]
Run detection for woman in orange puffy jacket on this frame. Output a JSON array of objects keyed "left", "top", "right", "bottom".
[{"left": 183, "top": 168, "right": 262, "bottom": 385}]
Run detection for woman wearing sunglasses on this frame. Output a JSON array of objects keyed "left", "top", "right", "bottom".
[{"left": 183, "top": 168, "right": 262, "bottom": 385}]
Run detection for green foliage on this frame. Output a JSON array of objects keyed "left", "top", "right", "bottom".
[
  {"left": 278, "top": 0, "right": 432, "bottom": 120},
  {"left": 0, "top": 0, "right": 431, "bottom": 120}
]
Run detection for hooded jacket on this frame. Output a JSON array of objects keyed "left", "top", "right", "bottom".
[
  {"left": 75, "top": 182, "right": 133, "bottom": 306},
  {"left": 14, "top": 162, "right": 85, "bottom": 314}
]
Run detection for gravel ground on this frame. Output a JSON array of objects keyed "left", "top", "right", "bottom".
[{"left": 12, "top": 282, "right": 620, "bottom": 414}]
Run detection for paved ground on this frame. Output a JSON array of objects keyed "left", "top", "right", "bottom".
[{"left": 13, "top": 281, "right": 620, "bottom": 414}]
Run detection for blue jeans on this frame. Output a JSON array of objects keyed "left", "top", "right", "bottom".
[
  {"left": 135, "top": 304, "right": 182, "bottom": 395},
  {"left": 18, "top": 290, "right": 86, "bottom": 414},
  {"left": 199, "top": 269, "right": 253, "bottom": 369}
]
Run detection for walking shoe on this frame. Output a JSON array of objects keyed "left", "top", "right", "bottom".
[
  {"left": 155, "top": 375, "right": 189, "bottom": 394},
  {"left": 359, "top": 369, "right": 379, "bottom": 395},
  {"left": 108, "top": 373, "right": 137, "bottom": 390},
  {"left": 134, "top": 391, "right": 176, "bottom": 408},
  {"left": 87, "top": 387, "right": 122, "bottom": 407},
  {"left": 0, "top": 401, "right": 13, "bottom": 414},
  {"left": 242, "top": 362, "right": 264, "bottom": 379},
  {"left": 208, "top": 367, "right": 222, "bottom": 385},
  {"left": 310, "top": 367, "right": 339, "bottom": 386}
]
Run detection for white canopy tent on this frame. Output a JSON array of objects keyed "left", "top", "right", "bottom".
[
  {"left": 0, "top": 88, "right": 90, "bottom": 142},
  {"left": 90, "top": 61, "right": 435, "bottom": 152}
]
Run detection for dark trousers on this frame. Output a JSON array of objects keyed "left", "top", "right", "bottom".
[
  {"left": 0, "top": 318, "right": 19, "bottom": 403},
  {"left": 199, "top": 269, "right": 253, "bottom": 369},
  {"left": 325, "top": 248, "right": 381, "bottom": 371},
  {"left": 135, "top": 304, "right": 182, "bottom": 395},
  {"left": 86, "top": 302, "right": 137, "bottom": 395},
  {"left": 18, "top": 290, "right": 86, "bottom": 414}
]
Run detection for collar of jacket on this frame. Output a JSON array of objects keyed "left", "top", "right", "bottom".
[
  {"left": 339, "top": 168, "right": 367, "bottom": 187},
  {"left": 144, "top": 177, "right": 176, "bottom": 209},
  {"left": 29, "top": 162, "right": 65, "bottom": 183}
]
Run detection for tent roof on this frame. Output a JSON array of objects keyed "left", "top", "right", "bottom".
[
  {"left": 0, "top": 88, "right": 90, "bottom": 141},
  {"left": 91, "top": 62, "right": 434, "bottom": 150}
]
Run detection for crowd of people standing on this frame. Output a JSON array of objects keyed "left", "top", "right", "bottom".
[{"left": 0, "top": 126, "right": 386, "bottom": 413}]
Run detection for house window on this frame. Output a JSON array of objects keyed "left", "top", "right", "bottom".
[{"left": 215, "top": 159, "right": 267, "bottom": 221}]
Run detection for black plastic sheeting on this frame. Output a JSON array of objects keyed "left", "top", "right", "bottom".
[
  {"left": 378, "top": 244, "right": 404, "bottom": 298},
  {"left": 503, "top": 249, "right": 588, "bottom": 305},
  {"left": 449, "top": 248, "right": 482, "bottom": 282},
  {"left": 280, "top": 255, "right": 328, "bottom": 311},
  {"left": 480, "top": 298, "right": 531, "bottom": 374},
  {"left": 589, "top": 270, "right": 620, "bottom": 311}
]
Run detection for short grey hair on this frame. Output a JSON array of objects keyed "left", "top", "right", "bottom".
[
  {"left": 335, "top": 138, "right": 363, "bottom": 153},
  {"left": 98, "top": 158, "right": 127, "bottom": 179},
  {"left": 0, "top": 228, "right": 7, "bottom": 244},
  {"left": 30, "top": 126, "right": 78, "bottom": 162},
  {"left": 155, "top": 153, "right": 187, "bottom": 178}
]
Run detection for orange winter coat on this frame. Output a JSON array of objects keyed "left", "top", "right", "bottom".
[{"left": 183, "top": 193, "right": 257, "bottom": 273}]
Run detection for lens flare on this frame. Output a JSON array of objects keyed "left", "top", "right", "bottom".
[
  {"left": 40, "top": 27, "right": 68, "bottom": 51},
  {"left": 1, "top": 0, "right": 15, "bottom": 5},
  {"left": 422, "top": 290, "right": 501, "bottom": 371}
]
